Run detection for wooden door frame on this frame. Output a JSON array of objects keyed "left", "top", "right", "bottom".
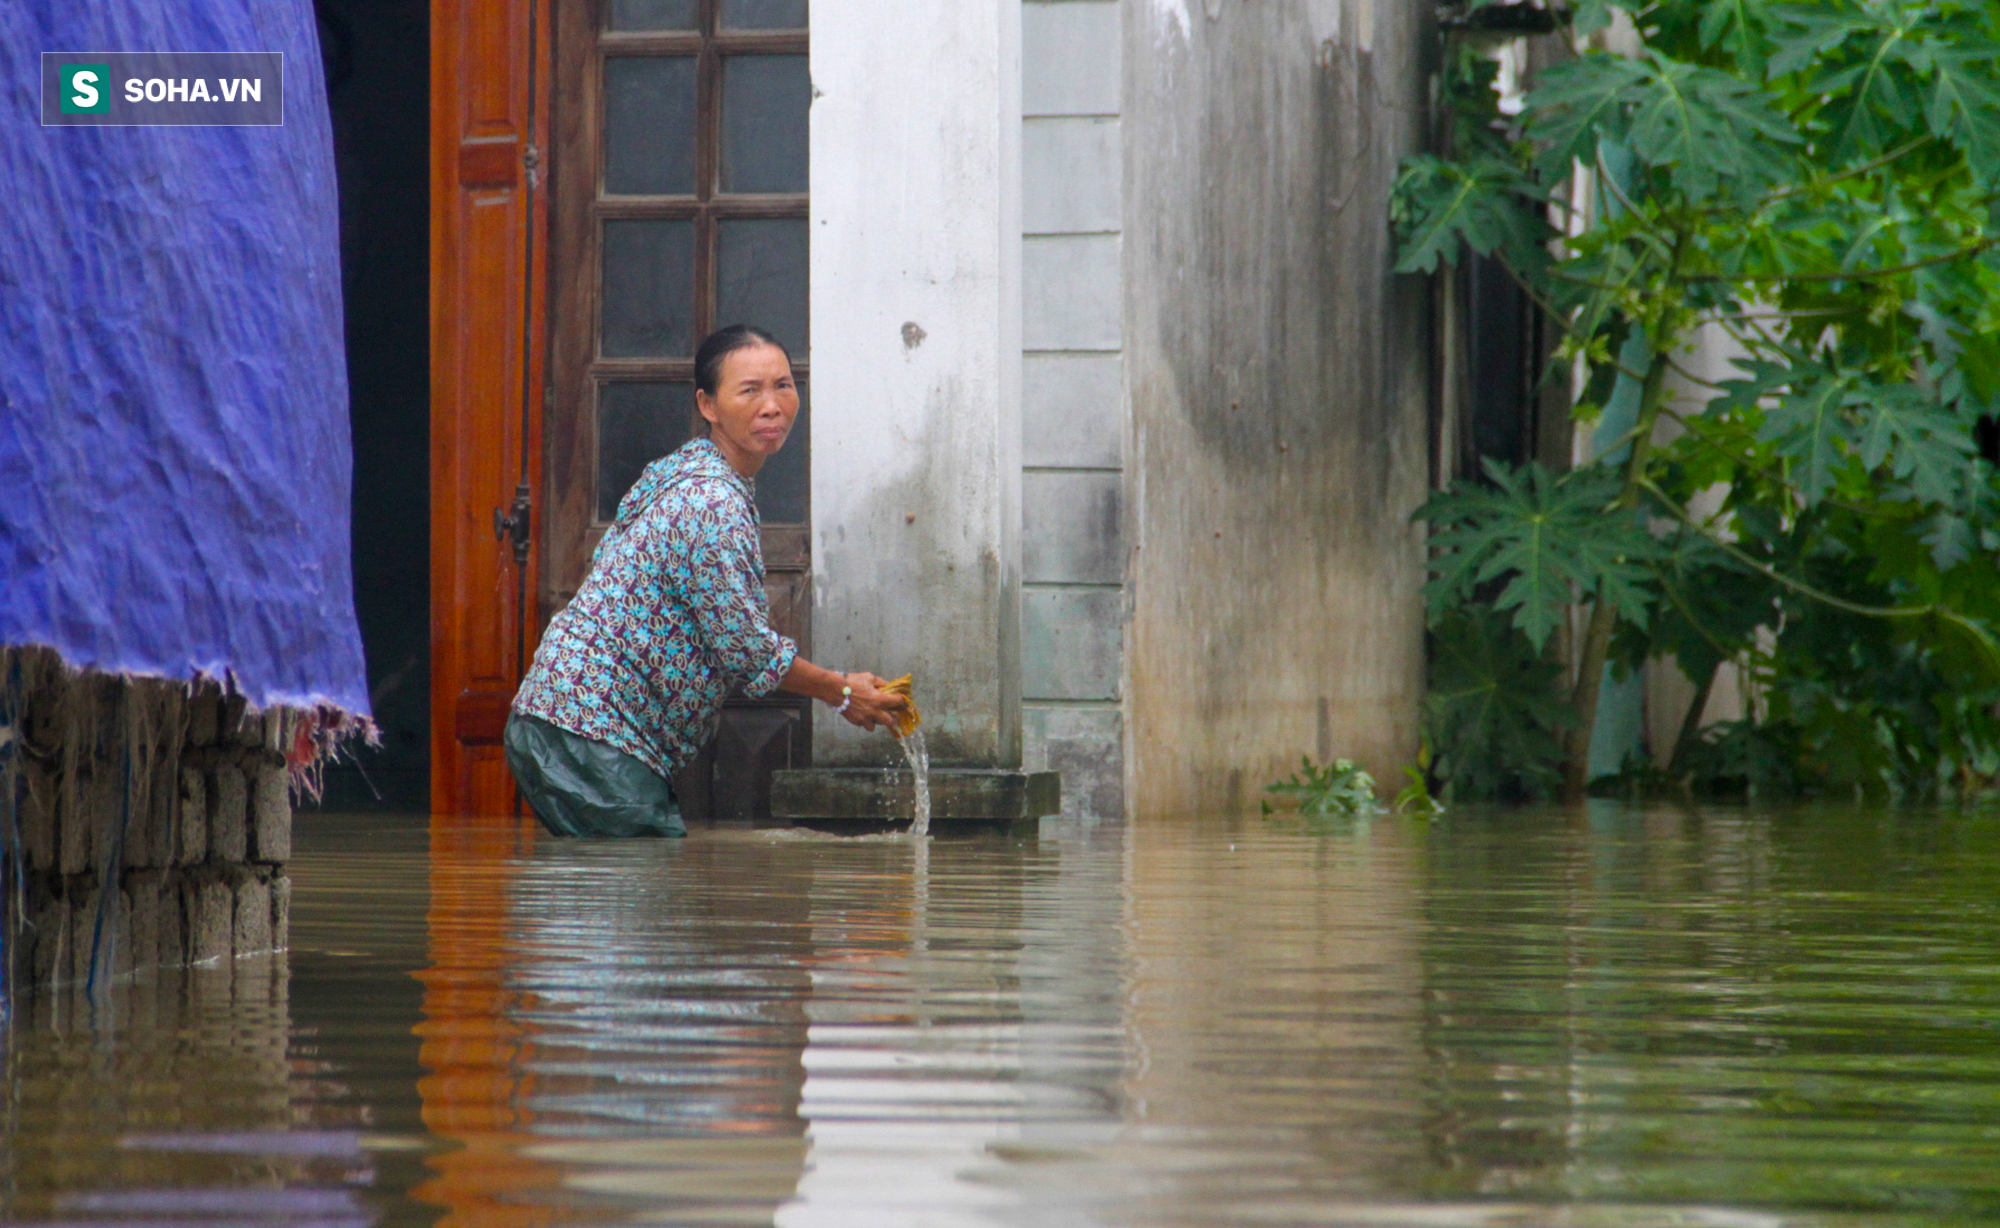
[{"left": 430, "top": 0, "right": 551, "bottom": 815}]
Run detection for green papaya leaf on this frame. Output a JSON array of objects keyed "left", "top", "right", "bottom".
[
  {"left": 1623, "top": 530, "right": 1778, "bottom": 684},
  {"left": 1425, "top": 607, "right": 1572, "bottom": 800},
  {"left": 1697, "top": 0, "right": 1764, "bottom": 71},
  {"left": 1525, "top": 54, "right": 1649, "bottom": 176},
  {"left": 1923, "top": 511, "right": 1976, "bottom": 571},
  {"left": 1390, "top": 155, "right": 1548, "bottom": 275},
  {"left": 1623, "top": 54, "right": 1800, "bottom": 200},
  {"left": 1417, "top": 461, "right": 1664, "bottom": 649},
  {"left": 1916, "top": 38, "right": 2000, "bottom": 178},
  {"left": 1409, "top": 0, "right": 2000, "bottom": 801},
  {"left": 1756, "top": 374, "right": 1856, "bottom": 503},
  {"left": 1567, "top": 0, "right": 1620, "bottom": 38},
  {"left": 1766, "top": 4, "right": 1872, "bottom": 80},
  {"left": 1787, "top": 4, "right": 1928, "bottom": 159},
  {"left": 1852, "top": 383, "right": 1978, "bottom": 504}
]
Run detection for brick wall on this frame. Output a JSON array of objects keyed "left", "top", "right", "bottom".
[{"left": 2, "top": 648, "right": 293, "bottom": 991}]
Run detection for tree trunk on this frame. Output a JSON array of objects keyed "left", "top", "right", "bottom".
[
  {"left": 1561, "top": 596, "right": 1619, "bottom": 800},
  {"left": 1559, "top": 336, "right": 1678, "bottom": 802},
  {"left": 1668, "top": 660, "right": 1719, "bottom": 777}
]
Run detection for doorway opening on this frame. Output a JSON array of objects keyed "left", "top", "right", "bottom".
[
  {"left": 311, "top": 0, "right": 432, "bottom": 811},
  {"left": 309, "top": 0, "right": 815, "bottom": 817}
]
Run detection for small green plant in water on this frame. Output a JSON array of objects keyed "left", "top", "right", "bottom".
[
  {"left": 1264, "top": 757, "right": 1382, "bottom": 817},
  {"left": 1393, "top": 764, "right": 1445, "bottom": 815}
]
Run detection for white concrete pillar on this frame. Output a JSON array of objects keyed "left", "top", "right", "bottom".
[{"left": 809, "top": 1, "right": 1024, "bottom": 768}]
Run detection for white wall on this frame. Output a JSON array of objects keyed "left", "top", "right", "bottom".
[
  {"left": 809, "top": 0, "right": 1024, "bottom": 768},
  {"left": 1020, "top": 0, "right": 1128, "bottom": 818}
]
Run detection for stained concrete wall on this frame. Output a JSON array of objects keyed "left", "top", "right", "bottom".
[
  {"left": 1123, "top": 0, "right": 1433, "bottom": 813},
  {"left": 809, "top": 0, "right": 1024, "bottom": 768},
  {"left": 3, "top": 649, "right": 293, "bottom": 991},
  {"left": 1021, "top": 0, "right": 1128, "bottom": 819}
]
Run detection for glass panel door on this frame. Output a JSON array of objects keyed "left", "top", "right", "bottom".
[
  {"left": 609, "top": 0, "right": 699, "bottom": 30},
  {"left": 602, "top": 55, "right": 698, "bottom": 193},
  {"left": 720, "top": 0, "right": 808, "bottom": 31}
]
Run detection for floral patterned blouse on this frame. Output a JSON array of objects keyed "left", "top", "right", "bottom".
[{"left": 512, "top": 438, "right": 797, "bottom": 780}]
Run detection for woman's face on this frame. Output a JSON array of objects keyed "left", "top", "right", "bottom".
[{"left": 697, "top": 342, "right": 799, "bottom": 476}]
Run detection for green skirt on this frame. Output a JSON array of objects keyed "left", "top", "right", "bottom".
[{"left": 503, "top": 712, "right": 686, "bottom": 838}]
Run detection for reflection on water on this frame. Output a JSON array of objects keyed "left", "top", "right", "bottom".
[{"left": 4, "top": 805, "right": 2000, "bottom": 1226}]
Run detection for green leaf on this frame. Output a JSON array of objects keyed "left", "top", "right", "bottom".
[
  {"left": 1853, "top": 383, "right": 1979, "bottom": 504},
  {"left": 1525, "top": 54, "right": 1648, "bottom": 176},
  {"left": 1623, "top": 55, "right": 1800, "bottom": 200},
  {"left": 1618, "top": 529, "right": 1776, "bottom": 684},
  {"left": 1710, "top": 355, "right": 1797, "bottom": 417},
  {"left": 1417, "top": 461, "right": 1663, "bottom": 649},
  {"left": 1425, "top": 607, "right": 1573, "bottom": 800},
  {"left": 1567, "top": 0, "right": 1624, "bottom": 39},
  {"left": 1915, "top": 37, "right": 2000, "bottom": 179},
  {"left": 1265, "top": 757, "right": 1381, "bottom": 817},
  {"left": 1389, "top": 155, "right": 1547, "bottom": 275},
  {"left": 1392, "top": 764, "right": 1444, "bottom": 815},
  {"left": 1756, "top": 373, "right": 1856, "bottom": 503},
  {"left": 1525, "top": 52, "right": 1798, "bottom": 201},
  {"left": 1923, "top": 511, "right": 1975, "bottom": 571},
  {"left": 1777, "top": 4, "right": 1927, "bottom": 160},
  {"left": 1697, "top": 0, "right": 1764, "bottom": 70},
  {"left": 1766, "top": 4, "right": 1872, "bottom": 79}
]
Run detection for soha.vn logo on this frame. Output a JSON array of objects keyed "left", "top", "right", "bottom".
[
  {"left": 58, "top": 63, "right": 109, "bottom": 112},
  {"left": 62, "top": 64, "right": 266, "bottom": 109},
  {"left": 45, "top": 52, "right": 283, "bottom": 127},
  {"left": 122, "top": 75, "right": 265, "bottom": 104}
]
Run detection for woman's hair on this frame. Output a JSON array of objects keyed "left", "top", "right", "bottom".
[{"left": 694, "top": 324, "right": 789, "bottom": 396}]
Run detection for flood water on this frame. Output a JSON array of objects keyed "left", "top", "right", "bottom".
[{"left": 6, "top": 805, "right": 2000, "bottom": 1227}]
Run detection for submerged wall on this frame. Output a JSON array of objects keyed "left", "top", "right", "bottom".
[
  {"left": 3, "top": 649, "right": 293, "bottom": 992},
  {"left": 1123, "top": 0, "right": 1433, "bottom": 813}
]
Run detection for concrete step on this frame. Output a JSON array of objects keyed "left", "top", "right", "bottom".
[{"left": 770, "top": 768, "right": 1060, "bottom": 824}]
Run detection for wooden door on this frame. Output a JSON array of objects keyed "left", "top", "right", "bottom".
[
  {"left": 546, "top": 0, "right": 811, "bottom": 821},
  {"left": 431, "top": 0, "right": 550, "bottom": 815}
]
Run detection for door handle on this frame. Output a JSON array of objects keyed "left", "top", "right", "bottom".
[{"left": 493, "top": 483, "right": 531, "bottom": 566}]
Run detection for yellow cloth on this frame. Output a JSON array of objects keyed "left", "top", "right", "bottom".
[{"left": 879, "top": 675, "right": 922, "bottom": 738}]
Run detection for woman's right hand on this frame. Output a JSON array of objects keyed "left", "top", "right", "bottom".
[{"left": 838, "top": 672, "right": 909, "bottom": 733}]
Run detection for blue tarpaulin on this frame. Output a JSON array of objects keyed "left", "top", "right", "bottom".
[{"left": 0, "top": 1, "right": 369, "bottom": 722}]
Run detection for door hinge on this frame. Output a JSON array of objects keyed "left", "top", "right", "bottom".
[{"left": 494, "top": 483, "right": 532, "bottom": 566}]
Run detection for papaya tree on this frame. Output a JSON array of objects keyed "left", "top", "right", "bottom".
[{"left": 1393, "top": 0, "right": 2000, "bottom": 800}]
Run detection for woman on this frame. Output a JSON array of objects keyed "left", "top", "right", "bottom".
[{"left": 506, "top": 324, "right": 907, "bottom": 836}]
